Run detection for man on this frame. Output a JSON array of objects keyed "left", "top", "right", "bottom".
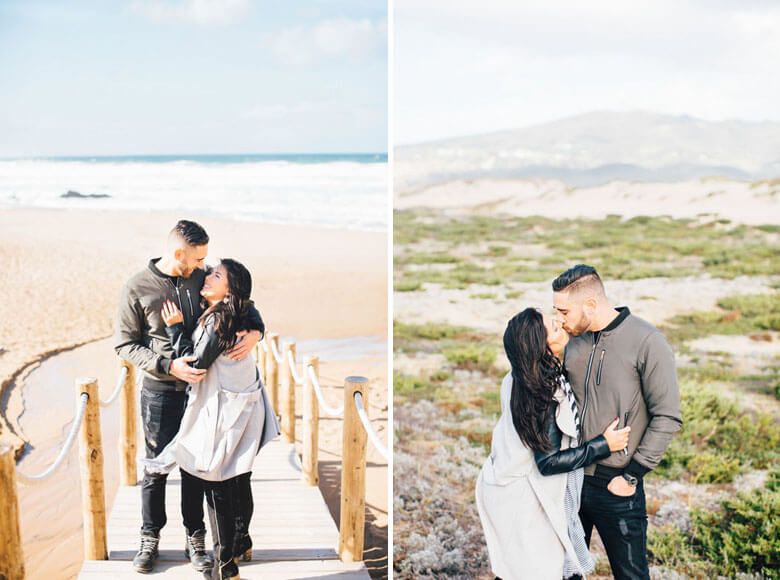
[
  {"left": 115, "top": 220, "right": 263, "bottom": 574},
  {"left": 552, "top": 264, "right": 682, "bottom": 580}
]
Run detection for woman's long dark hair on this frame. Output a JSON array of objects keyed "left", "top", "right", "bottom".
[
  {"left": 199, "top": 258, "right": 253, "bottom": 352},
  {"left": 503, "top": 308, "right": 563, "bottom": 452}
]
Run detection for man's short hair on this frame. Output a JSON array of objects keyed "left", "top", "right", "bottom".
[
  {"left": 552, "top": 264, "right": 604, "bottom": 295},
  {"left": 170, "top": 220, "right": 209, "bottom": 247}
]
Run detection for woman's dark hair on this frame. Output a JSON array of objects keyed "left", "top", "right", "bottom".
[
  {"left": 503, "top": 308, "right": 563, "bottom": 452},
  {"left": 199, "top": 258, "right": 253, "bottom": 352}
]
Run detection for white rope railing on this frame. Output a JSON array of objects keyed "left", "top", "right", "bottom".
[
  {"left": 270, "top": 339, "right": 284, "bottom": 364},
  {"left": 353, "top": 391, "right": 389, "bottom": 461},
  {"left": 99, "top": 366, "right": 127, "bottom": 407},
  {"left": 16, "top": 393, "right": 90, "bottom": 485},
  {"left": 287, "top": 350, "right": 304, "bottom": 384},
  {"left": 307, "top": 364, "right": 344, "bottom": 416}
]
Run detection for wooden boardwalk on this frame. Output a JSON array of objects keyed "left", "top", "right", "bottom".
[{"left": 78, "top": 440, "right": 370, "bottom": 579}]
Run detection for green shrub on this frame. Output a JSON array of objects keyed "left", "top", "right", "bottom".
[
  {"left": 648, "top": 525, "right": 713, "bottom": 577},
  {"left": 442, "top": 344, "right": 497, "bottom": 373},
  {"left": 395, "top": 280, "right": 422, "bottom": 292},
  {"left": 654, "top": 381, "right": 780, "bottom": 482},
  {"left": 691, "top": 470, "right": 780, "bottom": 578},
  {"left": 394, "top": 321, "right": 471, "bottom": 343},
  {"left": 394, "top": 373, "right": 438, "bottom": 400},
  {"left": 687, "top": 452, "right": 741, "bottom": 484}
]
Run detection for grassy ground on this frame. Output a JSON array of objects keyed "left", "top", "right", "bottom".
[
  {"left": 395, "top": 211, "right": 780, "bottom": 291},
  {"left": 393, "top": 210, "right": 780, "bottom": 579}
]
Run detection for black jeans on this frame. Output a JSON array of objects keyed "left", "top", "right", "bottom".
[
  {"left": 140, "top": 388, "right": 206, "bottom": 535},
  {"left": 579, "top": 476, "right": 649, "bottom": 580},
  {"left": 181, "top": 469, "right": 242, "bottom": 578},
  {"left": 234, "top": 472, "right": 254, "bottom": 538}
]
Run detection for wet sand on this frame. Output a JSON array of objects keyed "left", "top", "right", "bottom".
[{"left": 1, "top": 208, "right": 388, "bottom": 579}]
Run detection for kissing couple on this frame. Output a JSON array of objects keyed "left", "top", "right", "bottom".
[
  {"left": 476, "top": 264, "right": 682, "bottom": 580},
  {"left": 115, "top": 220, "right": 279, "bottom": 579}
]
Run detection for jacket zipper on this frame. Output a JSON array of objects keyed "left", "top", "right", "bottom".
[
  {"left": 596, "top": 349, "right": 606, "bottom": 385},
  {"left": 581, "top": 336, "right": 598, "bottom": 423},
  {"left": 185, "top": 288, "right": 195, "bottom": 320},
  {"left": 167, "top": 278, "right": 186, "bottom": 325}
]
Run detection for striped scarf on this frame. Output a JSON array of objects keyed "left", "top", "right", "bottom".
[
  {"left": 560, "top": 376, "right": 581, "bottom": 445},
  {"left": 560, "top": 377, "right": 594, "bottom": 578}
]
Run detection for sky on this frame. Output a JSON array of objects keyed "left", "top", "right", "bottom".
[
  {"left": 0, "top": 0, "right": 387, "bottom": 156},
  {"left": 395, "top": 0, "right": 780, "bottom": 144}
]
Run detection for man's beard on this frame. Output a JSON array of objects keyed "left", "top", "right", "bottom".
[
  {"left": 177, "top": 262, "right": 194, "bottom": 278},
  {"left": 568, "top": 314, "right": 591, "bottom": 336}
]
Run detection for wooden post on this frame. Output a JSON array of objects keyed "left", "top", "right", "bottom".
[
  {"left": 338, "top": 376, "right": 368, "bottom": 563},
  {"left": 302, "top": 356, "right": 320, "bottom": 486},
  {"left": 77, "top": 377, "right": 108, "bottom": 560},
  {"left": 281, "top": 342, "right": 297, "bottom": 444},
  {"left": 267, "top": 333, "right": 280, "bottom": 413},
  {"left": 256, "top": 340, "right": 267, "bottom": 384},
  {"left": 119, "top": 360, "right": 137, "bottom": 486},
  {"left": 0, "top": 445, "right": 24, "bottom": 580}
]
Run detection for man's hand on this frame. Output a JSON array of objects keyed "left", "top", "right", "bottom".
[
  {"left": 170, "top": 355, "right": 207, "bottom": 383},
  {"left": 608, "top": 475, "right": 637, "bottom": 497},
  {"left": 227, "top": 330, "right": 261, "bottom": 361}
]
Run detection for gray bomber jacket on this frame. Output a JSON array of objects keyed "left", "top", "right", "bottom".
[{"left": 563, "top": 307, "right": 682, "bottom": 479}]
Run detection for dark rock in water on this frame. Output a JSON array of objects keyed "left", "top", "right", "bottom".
[{"left": 61, "top": 190, "right": 111, "bottom": 199}]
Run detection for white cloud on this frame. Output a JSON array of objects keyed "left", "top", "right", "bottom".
[
  {"left": 395, "top": 0, "right": 780, "bottom": 143},
  {"left": 130, "top": 0, "right": 249, "bottom": 26},
  {"left": 266, "top": 18, "right": 387, "bottom": 66}
]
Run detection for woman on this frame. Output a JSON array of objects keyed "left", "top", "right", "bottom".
[
  {"left": 476, "top": 308, "right": 630, "bottom": 580},
  {"left": 156, "top": 258, "right": 279, "bottom": 580}
]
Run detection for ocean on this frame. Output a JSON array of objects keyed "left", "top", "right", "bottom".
[{"left": 0, "top": 153, "right": 388, "bottom": 232}]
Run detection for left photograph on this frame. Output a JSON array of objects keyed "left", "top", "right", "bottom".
[{"left": 0, "top": 2, "right": 388, "bottom": 580}]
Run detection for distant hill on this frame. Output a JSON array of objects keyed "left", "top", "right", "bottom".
[{"left": 396, "top": 111, "right": 780, "bottom": 189}]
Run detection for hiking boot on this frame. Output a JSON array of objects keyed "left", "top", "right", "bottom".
[
  {"left": 185, "top": 529, "right": 214, "bottom": 572},
  {"left": 132, "top": 532, "right": 159, "bottom": 574},
  {"left": 232, "top": 533, "right": 252, "bottom": 564}
]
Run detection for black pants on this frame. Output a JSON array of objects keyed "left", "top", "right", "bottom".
[
  {"left": 181, "top": 469, "right": 253, "bottom": 580},
  {"left": 233, "top": 472, "right": 254, "bottom": 549},
  {"left": 579, "top": 476, "right": 649, "bottom": 580},
  {"left": 140, "top": 388, "right": 206, "bottom": 535}
]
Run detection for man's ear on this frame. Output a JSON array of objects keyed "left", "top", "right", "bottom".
[
  {"left": 173, "top": 247, "right": 185, "bottom": 262},
  {"left": 583, "top": 295, "right": 598, "bottom": 313}
]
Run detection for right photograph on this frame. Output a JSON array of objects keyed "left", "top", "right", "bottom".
[{"left": 393, "top": 2, "right": 780, "bottom": 579}]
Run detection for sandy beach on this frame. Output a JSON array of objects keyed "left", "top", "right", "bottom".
[
  {"left": 395, "top": 176, "right": 780, "bottom": 226},
  {"left": 0, "top": 207, "right": 388, "bottom": 579}
]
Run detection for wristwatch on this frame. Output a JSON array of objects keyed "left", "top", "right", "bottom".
[{"left": 622, "top": 473, "right": 638, "bottom": 487}]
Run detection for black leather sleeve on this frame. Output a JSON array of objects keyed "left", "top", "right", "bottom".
[
  {"left": 534, "top": 406, "right": 612, "bottom": 476},
  {"left": 165, "top": 317, "right": 223, "bottom": 371},
  {"left": 243, "top": 301, "right": 265, "bottom": 337}
]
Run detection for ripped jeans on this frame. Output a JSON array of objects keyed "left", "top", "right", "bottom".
[
  {"left": 139, "top": 387, "right": 206, "bottom": 535},
  {"left": 579, "top": 476, "right": 649, "bottom": 580}
]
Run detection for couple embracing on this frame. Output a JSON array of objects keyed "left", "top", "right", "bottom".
[
  {"left": 477, "top": 265, "right": 683, "bottom": 580},
  {"left": 114, "top": 220, "right": 280, "bottom": 580}
]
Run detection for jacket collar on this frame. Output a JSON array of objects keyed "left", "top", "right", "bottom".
[
  {"left": 148, "top": 257, "right": 178, "bottom": 280},
  {"left": 597, "top": 306, "right": 630, "bottom": 335}
]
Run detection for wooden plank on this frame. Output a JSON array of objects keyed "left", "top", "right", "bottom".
[{"left": 78, "top": 439, "right": 369, "bottom": 579}]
